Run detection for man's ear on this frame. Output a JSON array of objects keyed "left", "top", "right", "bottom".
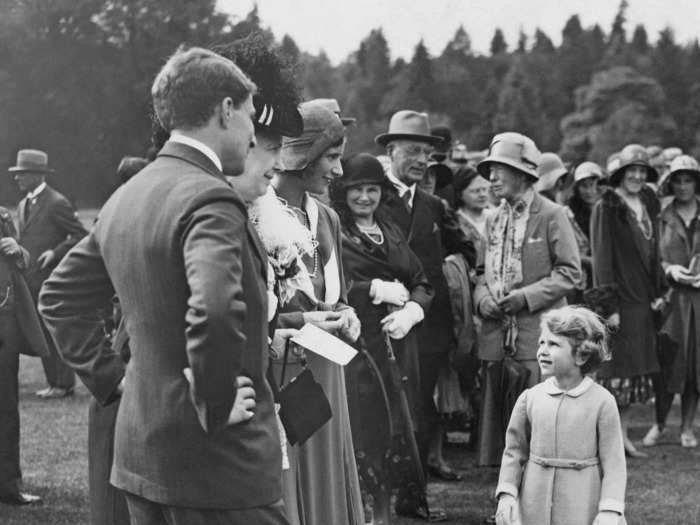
[
  {"left": 386, "top": 143, "right": 395, "bottom": 159},
  {"left": 218, "top": 97, "right": 233, "bottom": 128}
]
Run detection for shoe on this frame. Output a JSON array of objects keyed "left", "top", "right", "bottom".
[
  {"left": 35, "top": 387, "right": 52, "bottom": 397},
  {"left": 427, "top": 463, "right": 463, "bottom": 482},
  {"left": 681, "top": 431, "right": 698, "bottom": 448},
  {"left": 38, "top": 387, "right": 74, "bottom": 399},
  {"left": 642, "top": 424, "right": 668, "bottom": 447},
  {"left": 0, "top": 492, "right": 42, "bottom": 505},
  {"left": 395, "top": 502, "right": 448, "bottom": 522}
]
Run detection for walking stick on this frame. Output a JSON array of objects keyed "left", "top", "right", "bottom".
[{"left": 384, "top": 333, "right": 430, "bottom": 519}]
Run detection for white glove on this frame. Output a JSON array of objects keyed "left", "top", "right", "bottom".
[
  {"left": 381, "top": 301, "right": 424, "bottom": 340},
  {"left": 666, "top": 264, "right": 692, "bottom": 283},
  {"left": 370, "top": 279, "right": 410, "bottom": 306}
]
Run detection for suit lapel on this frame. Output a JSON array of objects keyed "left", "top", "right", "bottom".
[
  {"left": 523, "top": 193, "right": 543, "bottom": 242},
  {"left": 22, "top": 187, "right": 49, "bottom": 232},
  {"left": 18, "top": 198, "right": 27, "bottom": 232}
]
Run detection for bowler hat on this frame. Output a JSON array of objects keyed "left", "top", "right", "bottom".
[
  {"left": 8, "top": 149, "right": 54, "bottom": 174},
  {"left": 375, "top": 110, "right": 443, "bottom": 147},
  {"left": 338, "top": 153, "right": 391, "bottom": 189},
  {"left": 477, "top": 132, "right": 541, "bottom": 181},
  {"left": 253, "top": 95, "right": 303, "bottom": 137}
]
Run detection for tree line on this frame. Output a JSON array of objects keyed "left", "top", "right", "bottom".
[{"left": 2, "top": 0, "right": 698, "bottom": 206}]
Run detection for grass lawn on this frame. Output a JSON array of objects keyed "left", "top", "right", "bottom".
[{"left": 2, "top": 357, "right": 700, "bottom": 524}]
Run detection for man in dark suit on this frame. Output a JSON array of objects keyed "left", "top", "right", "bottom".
[
  {"left": 39, "top": 47, "right": 288, "bottom": 525},
  {"left": 0, "top": 206, "right": 48, "bottom": 505},
  {"left": 375, "top": 110, "right": 476, "bottom": 521},
  {"left": 8, "top": 149, "right": 87, "bottom": 398}
]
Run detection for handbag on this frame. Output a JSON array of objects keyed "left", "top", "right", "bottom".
[
  {"left": 500, "top": 317, "right": 530, "bottom": 430},
  {"left": 277, "top": 340, "right": 332, "bottom": 446}
]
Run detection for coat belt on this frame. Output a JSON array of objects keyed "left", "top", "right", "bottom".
[{"left": 529, "top": 453, "right": 600, "bottom": 470}]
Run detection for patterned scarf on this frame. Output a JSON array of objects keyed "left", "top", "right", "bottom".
[{"left": 484, "top": 196, "right": 531, "bottom": 300}]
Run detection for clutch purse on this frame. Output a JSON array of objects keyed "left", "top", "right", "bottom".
[{"left": 277, "top": 342, "right": 332, "bottom": 446}]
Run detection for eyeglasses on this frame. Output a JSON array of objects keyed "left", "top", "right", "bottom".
[{"left": 399, "top": 144, "right": 434, "bottom": 158}]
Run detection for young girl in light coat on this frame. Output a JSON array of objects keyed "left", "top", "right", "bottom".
[{"left": 495, "top": 306, "right": 626, "bottom": 525}]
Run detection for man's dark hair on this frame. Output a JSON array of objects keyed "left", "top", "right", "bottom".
[
  {"left": 213, "top": 33, "right": 301, "bottom": 116},
  {"left": 151, "top": 46, "right": 256, "bottom": 132}
]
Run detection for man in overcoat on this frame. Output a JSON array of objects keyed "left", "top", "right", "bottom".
[
  {"left": 0, "top": 206, "right": 48, "bottom": 505},
  {"left": 9, "top": 149, "right": 87, "bottom": 398},
  {"left": 39, "top": 47, "right": 288, "bottom": 524},
  {"left": 375, "top": 110, "right": 476, "bottom": 521}
]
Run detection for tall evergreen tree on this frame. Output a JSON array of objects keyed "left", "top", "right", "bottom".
[
  {"left": 492, "top": 56, "right": 542, "bottom": 141},
  {"left": 490, "top": 28, "right": 508, "bottom": 56}
]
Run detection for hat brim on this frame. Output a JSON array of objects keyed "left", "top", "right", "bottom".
[
  {"left": 609, "top": 162, "right": 659, "bottom": 186},
  {"left": 374, "top": 133, "right": 443, "bottom": 147},
  {"left": 477, "top": 157, "right": 538, "bottom": 181},
  {"left": 8, "top": 167, "right": 53, "bottom": 174}
]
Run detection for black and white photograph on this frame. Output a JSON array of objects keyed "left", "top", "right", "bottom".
[{"left": 1, "top": 0, "right": 700, "bottom": 523}]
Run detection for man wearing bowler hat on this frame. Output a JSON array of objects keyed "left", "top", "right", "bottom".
[
  {"left": 376, "top": 110, "right": 476, "bottom": 521},
  {"left": 8, "top": 149, "right": 86, "bottom": 399}
]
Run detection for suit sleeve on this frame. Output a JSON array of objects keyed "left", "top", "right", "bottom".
[
  {"left": 407, "top": 242, "right": 434, "bottom": 314},
  {"left": 38, "top": 232, "right": 125, "bottom": 405},
  {"left": 495, "top": 390, "right": 530, "bottom": 499},
  {"left": 440, "top": 202, "right": 477, "bottom": 268},
  {"left": 52, "top": 197, "right": 88, "bottom": 261},
  {"left": 519, "top": 206, "right": 581, "bottom": 312},
  {"left": 181, "top": 198, "right": 249, "bottom": 434}
]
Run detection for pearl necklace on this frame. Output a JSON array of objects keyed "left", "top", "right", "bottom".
[
  {"left": 356, "top": 221, "right": 384, "bottom": 245},
  {"left": 277, "top": 196, "right": 320, "bottom": 277}
]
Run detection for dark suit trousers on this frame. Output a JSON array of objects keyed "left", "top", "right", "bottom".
[
  {"left": 89, "top": 398, "right": 130, "bottom": 525},
  {"left": 124, "top": 493, "right": 289, "bottom": 525},
  {"left": 0, "top": 313, "right": 22, "bottom": 497},
  {"left": 32, "top": 286, "right": 75, "bottom": 389}
]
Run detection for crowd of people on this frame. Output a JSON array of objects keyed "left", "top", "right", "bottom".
[{"left": 1, "top": 33, "right": 699, "bottom": 525}]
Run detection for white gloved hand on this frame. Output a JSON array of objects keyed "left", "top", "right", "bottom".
[
  {"left": 380, "top": 301, "right": 424, "bottom": 340},
  {"left": 370, "top": 279, "right": 410, "bottom": 306},
  {"left": 269, "top": 329, "right": 300, "bottom": 359},
  {"left": 495, "top": 494, "right": 521, "bottom": 525},
  {"left": 667, "top": 264, "right": 692, "bottom": 283}
]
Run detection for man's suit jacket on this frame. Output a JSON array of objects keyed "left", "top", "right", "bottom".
[
  {"left": 17, "top": 184, "right": 87, "bottom": 295},
  {"left": 473, "top": 193, "right": 581, "bottom": 361},
  {"left": 378, "top": 186, "right": 475, "bottom": 355},
  {"left": 0, "top": 207, "right": 49, "bottom": 357},
  {"left": 39, "top": 142, "right": 281, "bottom": 509}
]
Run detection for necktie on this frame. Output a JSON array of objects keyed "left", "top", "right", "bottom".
[
  {"left": 23, "top": 197, "right": 31, "bottom": 223},
  {"left": 401, "top": 191, "right": 412, "bottom": 211}
]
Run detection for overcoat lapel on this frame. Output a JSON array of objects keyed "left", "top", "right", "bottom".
[{"left": 523, "top": 194, "right": 544, "bottom": 242}]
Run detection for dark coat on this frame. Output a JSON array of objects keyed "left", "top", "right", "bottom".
[
  {"left": 17, "top": 184, "right": 87, "bottom": 295},
  {"left": 341, "top": 218, "right": 434, "bottom": 447},
  {"left": 0, "top": 207, "right": 49, "bottom": 357},
  {"left": 591, "top": 187, "right": 662, "bottom": 378},
  {"left": 377, "top": 186, "right": 475, "bottom": 355},
  {"left": 473, "top": 193, "right": 581, "bottom": 361},
  {"left": 658, "top": 199, "right": 700, "bottom": 391},
  {"left": 39, "top": 142, "right": 281, "bottom": 509}
]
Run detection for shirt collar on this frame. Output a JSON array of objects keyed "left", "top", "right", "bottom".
[
  {"left": 543, "top": 376, "right": 594, "bottom": 398},
  {"left": 169, "top": 132, "right": 223, "bottom": 172},
  {"left": 385, "top": 166, "right": 417, "bottom": 207},
  {"left": 27, "top": 181, "right": 46, "bottom": 200}
]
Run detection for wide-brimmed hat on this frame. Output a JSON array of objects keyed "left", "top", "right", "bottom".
[
  {"left": 253, "top": 95, "right": 303, "bottom": 137},
  {"left": 477, "top": 132, "right": 541, "bottom": 180},
  {"left": 281, "top": 100, "right": 345, "bottom": 171},
  {"left": 337, "top": 153, "right": 392, "bottom": 190},
  {"left": 375, "top": 110, "right": 443, "bottom": 147},
  {"left": 314, "top": 98, "right": 356, "bottom": 126},
  {"left": 662, "top": 154, "right": 700, "bottom": 196},
  {"left": 574, "top": 161, "right": 604, "bottom": 184},
  {"left": 8, "top": 149, "right": 54, "bottom": 174},
  {"left": 609, "top": 144, "right": 659, "bottom": 186}
]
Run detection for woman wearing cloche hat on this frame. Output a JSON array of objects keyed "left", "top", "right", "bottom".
[
  {"left": 330, "top": 153, "right": 434, "bottom": 525},
  {"left": 644, "top": 154, "right": 700, "bottom": 449},
  {"left": 590, "top": 143, "right": 664, "bottom": 458}
]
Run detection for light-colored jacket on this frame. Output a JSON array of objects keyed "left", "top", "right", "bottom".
[
  {"left": 497, "top": 377, "right": 626, "bottom": 525},
  {"left": 474, "top": 193, "right": 581, "bottom": 361}
]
